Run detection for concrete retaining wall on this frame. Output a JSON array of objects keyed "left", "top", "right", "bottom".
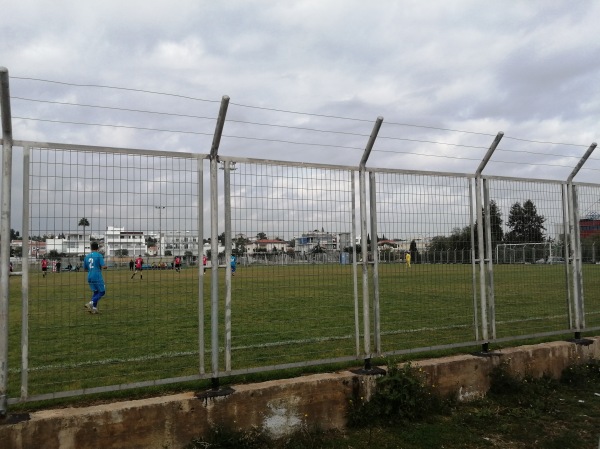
[{"left": 1, "top": 337, "right": 598, "bottom": 449}]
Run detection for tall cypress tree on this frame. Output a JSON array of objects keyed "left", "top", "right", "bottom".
[{"left": 505, "top": 199, "right": 545, "bottom": 243}]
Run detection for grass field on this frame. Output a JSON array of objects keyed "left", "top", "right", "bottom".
[{"left": 6, "top": 262, "right": 600, "bottom": 400}]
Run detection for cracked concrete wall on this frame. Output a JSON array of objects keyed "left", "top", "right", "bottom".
[{"left": 1, "top": 337, "right": 598, "bottom": 449}]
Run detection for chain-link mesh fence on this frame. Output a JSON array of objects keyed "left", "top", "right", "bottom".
[
  {"left": 229, "top": 162, "right": 358, "bottom": 369},
  {"left": 374, "top": 172, "right": 478, "bottom": 351},
  {"left": 4, "top": 143, "right": 599, "bottom": 406},
  {"left": 578, "top": 184, "right": 600, "bottom": 329},
  {"left": 20, "top": 146, "right": 203, "bottom": 398},
  {"left": 486, "top": 179, "right": 571, "bottom": 338}
]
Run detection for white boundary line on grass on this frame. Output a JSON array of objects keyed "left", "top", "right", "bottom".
[{"left": 9, "top": 312, "right": 599, "bottom": 374}]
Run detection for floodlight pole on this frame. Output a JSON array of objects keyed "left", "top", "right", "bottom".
[{"left": 0, "top": 67, "right": 13, "bottom": 417}]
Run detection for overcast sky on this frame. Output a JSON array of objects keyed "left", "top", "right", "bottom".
[
  {"left": 2, "top": 0, "right": 599, "bottom": 181},
  {"left": 2, "top": 1, "right": 600, "bottom": 238}
]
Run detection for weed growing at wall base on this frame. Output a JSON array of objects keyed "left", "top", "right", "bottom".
[{"left": 347, "top": 361, "right": 451, "bottom": 427}]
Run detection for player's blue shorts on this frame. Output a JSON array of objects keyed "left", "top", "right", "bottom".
[{"left": 88, "top": 278, "right": 105, "bottom": 293}]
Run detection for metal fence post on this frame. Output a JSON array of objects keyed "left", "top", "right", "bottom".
[
  {"left": 469, "top": 179, "right": 479, "bottom": 342},
  {"left": 0, "top": 67, "right": 13, "bottom": 416},
  {"left": 475, "top": 177, "right": 488, "bottom": 344},
  {"left": 561, "top": 183, "right": 573, "bottom": 328},
  {"left": 474, "top": 132, "right": 503, "bottom": 351},
  {"left": 369, "top": 171, "right": 381, "bottom": 354},
  {"left": 568, "top": 184, "right": 584, "bottom": 333},
  {"left": 198, "top": 156, "right": 205, "bottom": 375},
  {"left": 566, "top": 142, "right": 596, "bottom": 338},
  {"left": 483, "top": 179, "right": 496, "bottom": 339},
  {"left": 351, "top": 172, "right": 360, "bottom": 356},
  {"left": 209, "top": 96, "right": 230, "bottom": 387},
  {"left": 21, "top": 145, "right": 31, "bottom": 400},
  {"left": 358, "top": 169, "right": 370, "bottom": 358},
  {"left": 223, "top": 160, "right": 232, "bottom": 372},
  {"left": 358, "top": 117, "right": 383, "bottom": 368}
]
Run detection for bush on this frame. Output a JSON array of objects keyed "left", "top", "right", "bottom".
[
  {"left": 185, "top": 425, "right": 269, "bottom": 449},
  {"left": 560, "top": 359, "right": 600, "bottom": 387},
  {"left": 348, "top": 361, "right": 449, "bottom": 427}
]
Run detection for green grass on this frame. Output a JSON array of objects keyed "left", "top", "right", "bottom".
[{"left": 6, "top": 262, "right": 600, "bottom": 400}]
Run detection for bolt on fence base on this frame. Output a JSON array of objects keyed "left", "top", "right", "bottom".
[
  {"left": 472, "top": 342, "right": 501, "bottom": 358},
  {"left": 195, "top": 378, "right": 235, "bottom": 401},
  {"left": 568, "top": 332, "right": 594, "bottom": 346},
  {"left": 350, "top": 358, "right": 386, "bottom": 376},
  {"left": 0, "top": 412, "right": 30, "bottom": 425}
]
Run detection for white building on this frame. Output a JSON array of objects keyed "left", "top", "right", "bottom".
[
  {"left": 162, "top": 230, "right": 201, "bottom": 257},
  {"left": 46, "top": 233, "right": 90, "bottom": 255},
  {"left": 294, "top": 231, "right": 339, "bottom": 254},
  {"left": 104, "top": 226, "right": 146, "bottom": 257},
  {"left": 248, "top": 239, "right": 288, "bottom": 253}
]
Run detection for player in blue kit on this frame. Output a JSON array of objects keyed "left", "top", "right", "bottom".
[
  {"left": 84, "top": 241, "right": 107, "bottom": 314},
  {"left": 230, "top": 254, "right": 237, "bottom": 276}
]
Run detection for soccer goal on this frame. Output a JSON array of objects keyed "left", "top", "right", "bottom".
[{"left": 494, "top": 242, "right": 563, "bottom": 264}]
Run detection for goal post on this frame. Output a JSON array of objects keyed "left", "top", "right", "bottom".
[{"left": 494, "top": 242, "right": 563, "bottom": 264}]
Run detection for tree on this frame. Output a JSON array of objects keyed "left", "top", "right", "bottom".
[
  {"left": 428, "top": 226, "right": 471, "bottom": 253},
  {"left": 487, "top": 200, "right": 504, "bottom": 246},
  {"left": 426, "top": 200, "right": 503, "bottom": 261},
  {"left": 256, "top": 232, "right": 267, "bottom": 240},
  {"left": 344, "top": 244, "right": 361, "bottom": 254},
  {"left": 311, "top": 243, "right": 326, "bottom": 254},
  {"left": 115, "top": 249, "right": 129, "bottom": 257},
  {"left": 78, "top": 218, "right": 90, "bottom": 254},
  {"left": 233, "top": 236, "right": 250, "bottom": 256},
  {"left": 10, "top": 229, "right": 20, "bottom": 240},
  {"left": 505, "top": 199, "right": 546, "bottom": 243},
  {"left": 47, "top": 249, "right": 62, "bottom": 260},
  {"left": 472, "top": 199, "right": 504, "bottom": 256},
  {"left": 410, "top": 239, "right": 419, "bottom": 264}
]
